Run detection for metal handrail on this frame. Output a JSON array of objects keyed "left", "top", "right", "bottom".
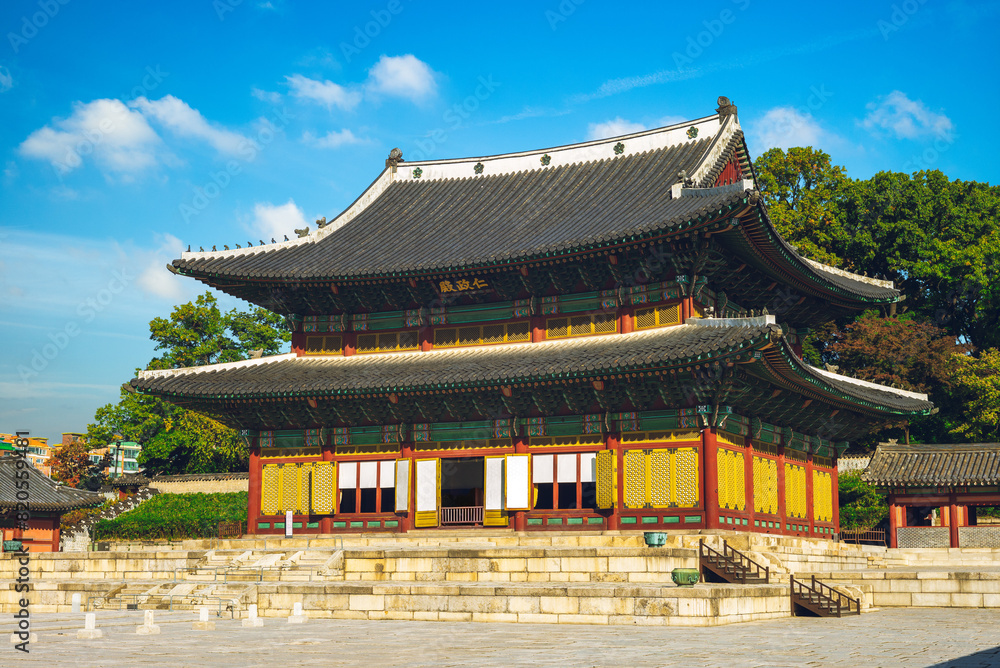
[{"left": 839, "top": 528, "right": 887, "bottom": 547}]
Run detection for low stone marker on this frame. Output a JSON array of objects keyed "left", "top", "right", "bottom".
[
  {"left": 77, "top": 613, "right": 103, "bottom": 639},
  {"left": 136, "top": 610, "right": 161, "bottom": 635},
  {"left": 192, "top": 606, "right": 215, "bottom": 631},
  {"left": 242, "top": 603, "right": 264, "bottom": 628},
  {"left": 287, "top": 602, "right": 307, "bottom": 624},
  {"left": 71, "top": 593, "right": 81, "bottom": 613}
]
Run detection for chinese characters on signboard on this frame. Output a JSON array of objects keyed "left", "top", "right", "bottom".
[{"left": 438, "top": 278, "right": 489, "bottom": 293}]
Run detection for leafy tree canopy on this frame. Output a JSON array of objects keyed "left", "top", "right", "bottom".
[
  {"left": 87, "top": 291, "right": 289, "bottom": 475},
  {"left": 837, "top": 472, "right": 887, "bottom": 530},
  {"left": 46, "top": 439, "right": 109, "bottom": 490}
]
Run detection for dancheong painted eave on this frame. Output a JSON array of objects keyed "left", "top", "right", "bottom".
[
  {"left": 167, "top": 99, "right": 899, "bottom": 308},
  {"left": 127, "top": 319, "right": 931, "bottom": 422}
]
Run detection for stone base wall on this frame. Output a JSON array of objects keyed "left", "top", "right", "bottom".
[{"left": 825, "top": 570, "right": 1000, "bottom": 608}]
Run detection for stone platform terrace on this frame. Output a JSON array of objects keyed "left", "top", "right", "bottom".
[{"left": 3, "top": 609, "right": 999, "bottom": 667}]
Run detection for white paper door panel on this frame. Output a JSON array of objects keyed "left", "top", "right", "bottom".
[{"left": 415, "top": 459, "right": 439, "bottom": 512}]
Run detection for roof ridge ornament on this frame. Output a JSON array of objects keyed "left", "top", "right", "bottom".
[
  {"left": 716, "top": 96, "right": 737, "bottom": 117},
  {"left": 386, "top": 147, "right": 403, "bottom": 170}
]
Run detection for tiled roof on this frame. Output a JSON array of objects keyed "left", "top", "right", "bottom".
[
  {"left": 172, "top": 137, "right": 728, "bottom": 280},
  {"left": 108, "top": 474, "right": 149, "bottom": 487},
  {"left": 0, "top": 454, "right": 105, "bottom": 511},
  {"left": 130, "top": 321, "right": 931, "bottom": 415},
  {"left": 862, "top": 443, "right": 1000, "bottom": 487}
]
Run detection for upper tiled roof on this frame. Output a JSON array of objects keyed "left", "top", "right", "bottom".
[
  {"left": 862, "top": 443, "right": 1000, "bottom": 487},
  {"left": 0, "top": 454, "right": 105, "bottom": 511},
  {"left": 172, "top": 117, "right": 733, "bottom": 280}
]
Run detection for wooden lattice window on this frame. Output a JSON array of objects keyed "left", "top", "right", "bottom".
[
  {"left": 303, "top": 334, "right": 343, "bottom": 354},
  {"left": 634, "top": 303, "right": 681, "bottom": 330},
  {"left": 545, "top": 313, "right": 616, "bottom": 339},
  {"left": 433, "top": 321, "right": 530, "bottom": 348},
  {"left": 356, "top": 330, "right": 419, "bottom": 354}
]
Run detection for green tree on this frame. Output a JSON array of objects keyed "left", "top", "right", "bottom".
[
  {"left": 88, "top": 292, "right": 288, "bottom": 474},
  {"left": 148, "top": 292, "right": 289, "bottom": 369},
  {"left": 754, "top": 147, "right": 849, "bottom": 265},
  {"left": 948, "top": 349, "right": 1000, "bottom": 442},
  {"left": 837, "top": 472, "right": 888, "bottom": 530}
]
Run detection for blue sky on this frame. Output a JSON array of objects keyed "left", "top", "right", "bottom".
[{"left": 1, "top": 0, "right": 998, "bottom": 444}]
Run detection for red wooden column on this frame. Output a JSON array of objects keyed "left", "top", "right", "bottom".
[
  {"left": 949, "top": 494, "right": 961, "bottom": 548},
  {"left": 805, "top": 453, "right": 815, "bottom": 537},
  {"left": 776, "top": 444, "right": 787, "bottom": 534},
  {"left": 619, "top": 308, "right": 633, "bottom": 334},
  {"left": 51, "top": 523, "right": 60, "bottom": 552},
  {"left": 530, "top": 316, "right": 546, "bottom": 343},
  {"left": 607, "top": 432, "right": 621, "bottom": 531},
  {"left": 399, "top": 442, "right": 414, "bottom": 533},
  {"left": 513, "top": 436, "right": 529, "bottom": 532},
  {"left": 342, "top": 332, "right": 356, "bottom": 357},
  {"left": 744, "top": 438, "right": 755, "bottom": 530},
  {"left": 320, "top": 440, "right": 335, "bottom": 534},
  {"left": 247, "top": 439, "right": 262, "bottom": 535},
  {"left": 702, "top": 429, "right": 720, "bottom": 529},
  {"left": 831, "top": 461, "right": 841, "bottom": 535}
]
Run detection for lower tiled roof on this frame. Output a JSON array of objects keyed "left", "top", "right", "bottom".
[
  {"left": 863, "top": 443, "right": 1000, "bottom": 487},
  {"left": 0, "top": 454, "right": 105, "bottom": 511}
]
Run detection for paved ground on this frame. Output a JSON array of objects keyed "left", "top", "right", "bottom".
[{"left": 2, "top": 608, "right": 998, "bottom": 667}]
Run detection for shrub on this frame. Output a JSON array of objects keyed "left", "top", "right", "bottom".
[
  {"left": 838, "top": 472, "right": 887, "bottom": 530},
  {"left": 91, "top": 492, "right": 246, "bottom": 541}
]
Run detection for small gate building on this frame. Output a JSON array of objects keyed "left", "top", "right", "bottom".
[
  {"left": 864, "top": 442, "right": 1000, "bottom": 548},
  {"left": 128, "top": 98, "right": 933, "bottom": 537}
]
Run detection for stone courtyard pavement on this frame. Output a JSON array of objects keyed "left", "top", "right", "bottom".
[{"left": 2, "top": 608, "right": 998, "bottom": 667}]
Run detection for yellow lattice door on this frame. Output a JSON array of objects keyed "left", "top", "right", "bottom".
[
  {"left": 753, "top": 457, "right": 778, "bottom": 515},
  {"left": 624, "top": 449, "right": 647, "bottom": 508},
  {"left": 784, "top": 463, "right": 806, "bottom": 519},
  {"left": 595, "top": 450, "right": 617, "bottom": 509},
  {"left": 813, "top": 470, "right": 833, "bottom": 522},
  {"left": 729, "top": 450, "right": 747, "bottom": 510},
  {"left": 649, "top": 449, "right": 671, "bottom": 508},
  {"left": 717, "top": 449, "right": 730, "bottom": 510},
  {"left": 311, "top": 462, "right": 335, "bottom": 514},
  {"left": 673, "top": 448, "right": 699, "bottom": 507},
  {"left": 298, "top": 463, "right": 313, "bottom": 514},
  {"left": 262, "top": 465, "right": 280, "bottom": 515},
  {"left": 281, "top": 465, "right": 298, "bottom": 514}
]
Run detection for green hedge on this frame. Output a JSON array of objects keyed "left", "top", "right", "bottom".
[{"left": 92, "top": 492, "right": 247, "bottom": 541}]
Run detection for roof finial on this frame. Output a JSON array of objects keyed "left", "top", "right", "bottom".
[
  {"left": 316, "top": 217, "right": 329, "bottom": 228},
  {"left": 386, "top": 147, "right": 403, "bottom": 170},
  {"left": 294, "top": 226, "right": 310, "bottom": 238},
  {"left": 716, "top": 96, "right": 737, "bottom": 117}
]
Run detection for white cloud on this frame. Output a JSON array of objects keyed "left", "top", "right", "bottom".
[
  {"left": 131, "top": 95, "right": 249, "bottom": 156},
  {"left": 135, "top": 233, "right": 187, "bottom": 301},
  {"left": 0, "top": 65, "right": 12, "bottom": 93},
  {"left": 19, "top": 99, "right": 161, "bottom": 175},
  {"left": 585, "top": 115, "right": 689, "bottom": 141},
  {"left": 861, "top": 91, "right": 953, "bottom": 140},
  {"left": 245, "top": 200, "right": 309, "bottom": 241},
  {"left": 749, "top": 107, "right": 829, "bottom": 151},
  {"left": 286, "top": 74, "right": 361, "bottom": 111},
  {"left": 366, "top": 54, "right": 437, "bottom": 102},
  {"left": 251, "top": 87, "right": 282, "bottom": 104},
  {"left": 586, "top": 117, "right": 646, "bottom": 141},
  {"left": 302, "top": 129, "right": 364, "bottom": 149}
]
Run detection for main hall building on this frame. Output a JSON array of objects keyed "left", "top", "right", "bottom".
[{"left": 129, "top": 98, "right": 932, "bottom": 537}]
